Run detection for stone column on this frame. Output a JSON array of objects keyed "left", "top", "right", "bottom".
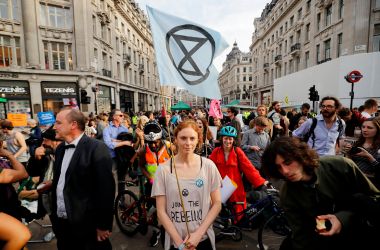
[
  {"left": 72, "top": 0, "right": 89, "bottom": 70},
  {"left": 134, "top": 91, "right": 139, "bottom": 112},
  {"left": 21, "top": 0, "right": 40, "bottom": 67},
  {"left": 29, "top": 79, "right": 42, "bottom": 118}
]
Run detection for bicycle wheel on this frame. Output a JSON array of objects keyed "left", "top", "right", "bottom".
[
  {"left": 114, "top": 190, "right": 142, "bottom": 236},
  {"left": 258, "top": 212, "right": 291, "bottom": 250},
  {"left": 213, "top": 217, "right": 228, "bottom": 243}
]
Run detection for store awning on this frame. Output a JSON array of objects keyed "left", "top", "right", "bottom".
[
  {"left": 170, "top": 101, "right": 191, "bottom": 111},
  {"left": 223, "top": 100, "right": 240, "bottom": 107}
]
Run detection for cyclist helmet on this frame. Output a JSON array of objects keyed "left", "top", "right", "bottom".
[
  {"left": 219, "top": 126, "right": 237, "bottom": 138},
  {"left": 144, "top": 121, "right": 162, "bottom": 142}
]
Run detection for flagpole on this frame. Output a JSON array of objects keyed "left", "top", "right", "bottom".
[{"left": 205, "top": 115, "right": 211, "bottom": 158}]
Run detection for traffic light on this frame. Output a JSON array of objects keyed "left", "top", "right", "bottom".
[
  {"left": 308, "top": 86, "right": 316, "bottom": 101},
  {"left": 314, "top": 90, "right": 319, "bottom": 101},
  {"left": 80, "top": 89, "right": 91, "bottom": 104}
]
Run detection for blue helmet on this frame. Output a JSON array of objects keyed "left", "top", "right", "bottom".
[{"left": 219, "top": 126, "right": 237, "bottom": 138}]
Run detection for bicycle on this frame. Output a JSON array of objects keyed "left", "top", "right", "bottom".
[
  {"left": 213, "top": 185, "right": 291, "bottom": 250},
  {"left": 114, "top": 179, "right": 159, "bottom": 237}
]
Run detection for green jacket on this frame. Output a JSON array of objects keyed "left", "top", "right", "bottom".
[{"left": 281, "top": 156, "right": 380, "bottom": 250}]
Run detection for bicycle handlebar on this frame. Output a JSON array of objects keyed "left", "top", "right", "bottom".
[{"left": 119, "top": 180, "right": 138, "bottom": 187}]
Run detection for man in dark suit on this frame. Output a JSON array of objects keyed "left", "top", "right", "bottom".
[{"left": 51, "top": 108, "right": 115, "bottom": 250}]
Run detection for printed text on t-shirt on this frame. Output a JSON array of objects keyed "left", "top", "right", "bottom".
[{"left": 170, "top": 200, "right": 202, "bottom": 223}]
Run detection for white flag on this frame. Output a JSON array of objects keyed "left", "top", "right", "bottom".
[{"left": 147, "top": 6, "right": 228, "bottom": 99}]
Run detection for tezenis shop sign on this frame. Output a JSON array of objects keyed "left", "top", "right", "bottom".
[{"left": 41, "top": 82, "right": 77, "bottom": 96}]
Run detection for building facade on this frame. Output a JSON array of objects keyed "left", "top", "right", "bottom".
[
  {"left": 218, "top": 42, "right": 253, "bottom": 105},
  {"left": 250, "top": 0, "right": 380, "bottom": 106},
  {"left": 172, "top": 88, "right": 206, "bottom": 108},
  {"left": 0, "top": 0, "right": 172, "bottom": 120}
]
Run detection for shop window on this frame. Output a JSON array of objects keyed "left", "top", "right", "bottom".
[
  {"left": 120, "top": 89, "right": 134, "bottom": 112},
  {"left": 40, "top": 3, "right": 72, "bottom": 29},
  {"left": 97, "top": 85, "right": 111, "bottom": 113},
  {"left": 0, "top": 36, "right": 20, "bottom": 67},
  {"left": 0, "top": 81, "right": 31, "bottom": 119},
  {"left": 41, "top": 82, "right": 78, "bottom": 113}
]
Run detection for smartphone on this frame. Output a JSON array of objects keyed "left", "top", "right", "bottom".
[{"left": 349, "top": 147, "right": 362, "bottom": 154}]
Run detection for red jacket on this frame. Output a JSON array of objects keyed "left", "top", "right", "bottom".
[{"left": 209, "top": 146, "right": 265, "bottom": 221}]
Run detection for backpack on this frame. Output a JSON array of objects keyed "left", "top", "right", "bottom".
[
  {"left": 114, "top": 132, "right": 136, "bottom": 178},
  {"left": 268, "top": 111, "right": 282, "bottom": 140},
  {"left": 303, "top": 117, "right": 344, "bottom": 148},
  {"left": 268, "top": 111, "right": 275, "bottom": 122}
]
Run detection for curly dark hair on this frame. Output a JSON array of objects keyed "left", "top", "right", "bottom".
[
  {"left": 261, "top": 137, "right": 319, "bottom": 179},
  {"left": 320, "top": 96, "right": 342, "bottom": 110}
]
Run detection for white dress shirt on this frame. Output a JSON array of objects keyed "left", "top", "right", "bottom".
[{"left": 56, "top": 133, "right": 84, "bottom": 218}]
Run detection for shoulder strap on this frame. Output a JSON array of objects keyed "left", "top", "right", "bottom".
[
  {"left": 336, "top": 118, "right": 344, "bottom": 145},
  {"left": 337, "top": 118, "right": 343, "bottom": 134},
  {"left": 306, "top": 117, "right": 343, "bottom": 147},
  {"left": 303, "top": 118, "right": 318, "bottom": 147},
  {"left": 170, "top": 156, "right": 173, "bottom": 173},
  {"left": 268, "top": 111, "right": 275, "bottom": 121}
]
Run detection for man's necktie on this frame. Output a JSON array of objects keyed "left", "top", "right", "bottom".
[{"left": 64, "top": 144, "right": 75, "bottom": 150}]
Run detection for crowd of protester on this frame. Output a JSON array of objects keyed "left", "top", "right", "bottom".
[{"left": 0, "top": 96, "right": 379, "bottom": 249}]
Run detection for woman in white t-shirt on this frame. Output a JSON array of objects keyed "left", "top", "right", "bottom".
[{"left": 152, "top": 120, "right": 222, "bottom": 250}]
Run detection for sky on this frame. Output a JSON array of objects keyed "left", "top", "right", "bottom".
[{"left": 136, "top": 0, "right": 268, "bottom": 72}]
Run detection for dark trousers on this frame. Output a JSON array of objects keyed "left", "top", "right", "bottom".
[{"left": 53, "top": 217, "right": 112, "bottom": 250}]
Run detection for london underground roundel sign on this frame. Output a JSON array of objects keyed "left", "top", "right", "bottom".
[{"left": 345, "top": 70, "right": 363, "bottom": 83}]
